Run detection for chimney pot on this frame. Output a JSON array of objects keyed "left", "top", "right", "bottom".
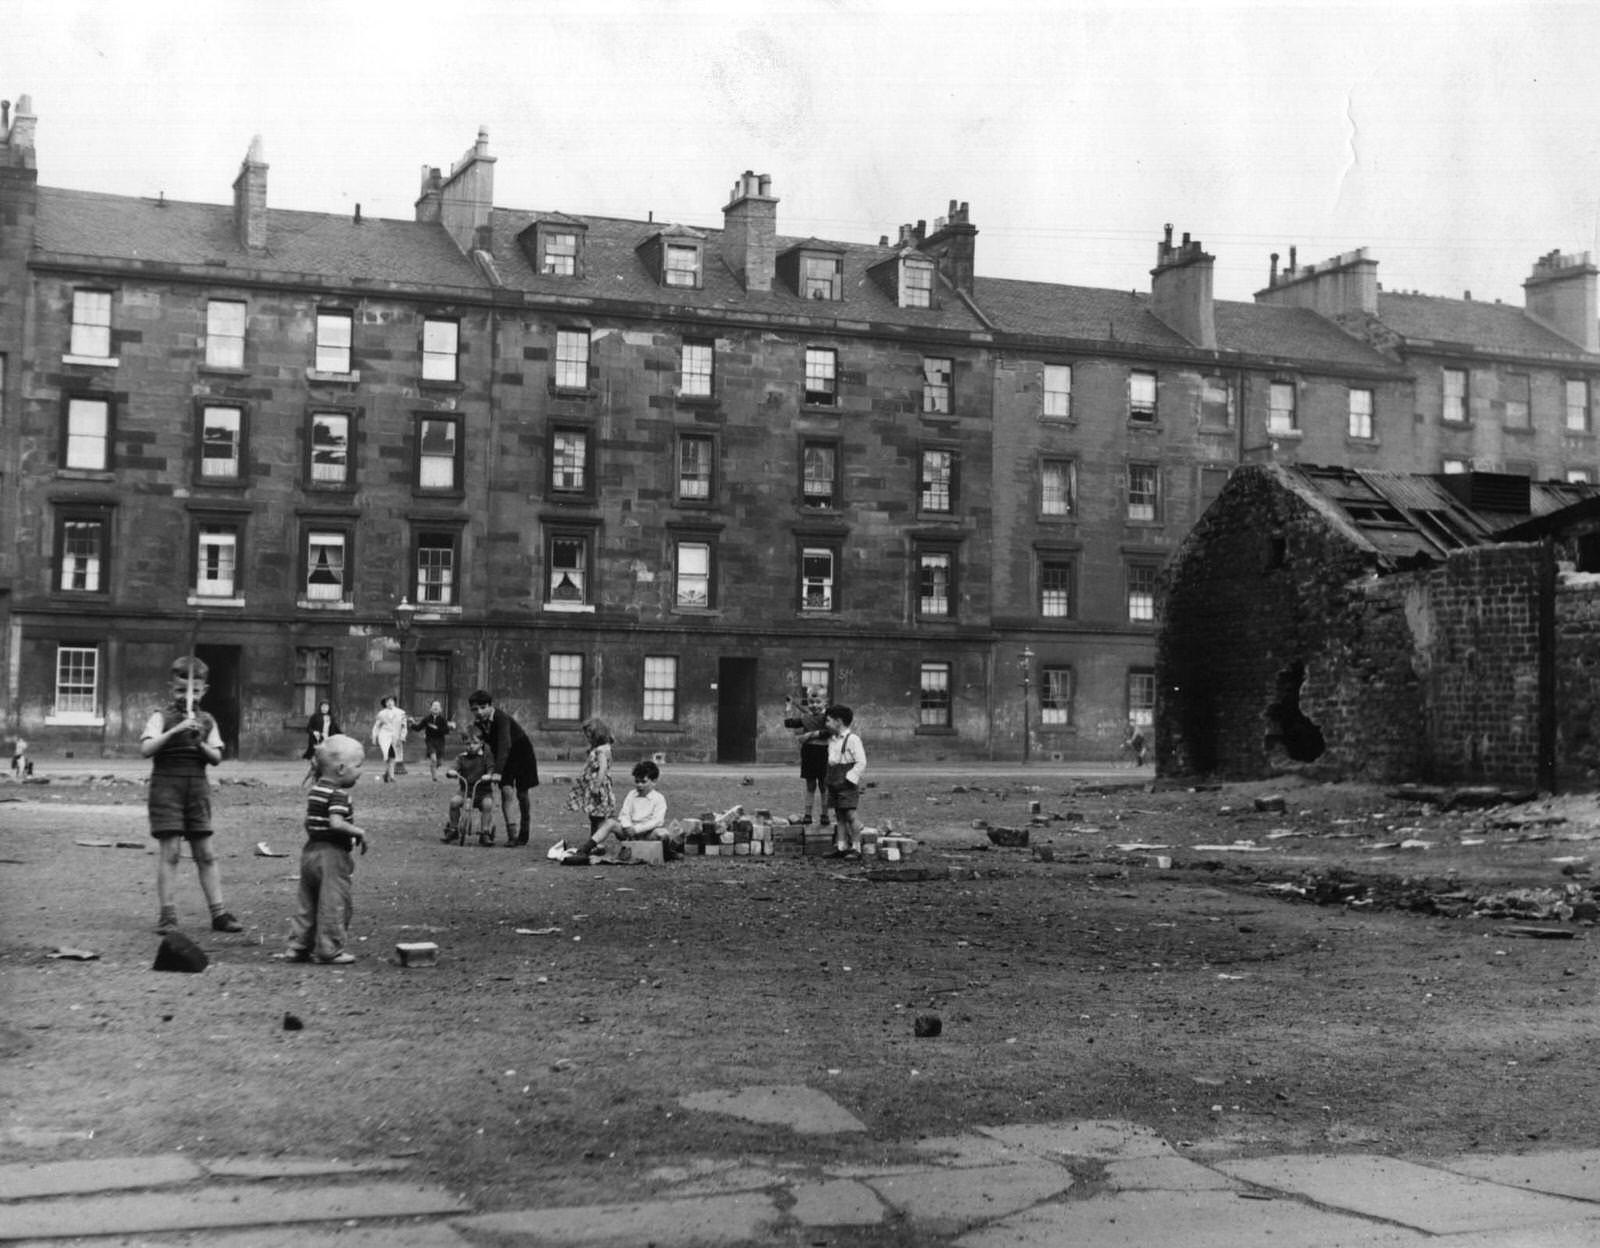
[
  {"left": 2, "top": 100, "right": 9, "bottom": 129},
  {"left": 354, "top": 203, "right": 362, "bottom": 224},
  {"left": 1289, "top": 245, "right": 1298, "bottom": 272},
  {"left": 1163, "top": 223, "right": 1173, "bottom": 246},
  {"left": 758, "top": 173, "right": 771, "bottom": 196}
]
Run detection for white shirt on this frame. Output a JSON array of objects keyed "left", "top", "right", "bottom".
[{"left": 618, "top": 787, "right": 668, "bottom": 836}]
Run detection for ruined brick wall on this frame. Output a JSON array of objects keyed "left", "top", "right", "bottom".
[
  {"left": 1326, "top": 546, "right": 1543, "bottom": 785},
  {"left": 1164, "top": 474, "right": 1554, "bottom": 786},
  {"left": 1554, "top": 577, "right": 1600, "bottom": 788},
  {"left": 1157, "top": 466, "right": 1384, "bottom": 778}
]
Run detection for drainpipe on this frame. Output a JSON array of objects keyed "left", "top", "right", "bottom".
[{"left": 1538, "top": 536, "right": 1557, "bottom": 793}]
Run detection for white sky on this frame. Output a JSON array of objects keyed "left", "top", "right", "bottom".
[{"left": 7, "top": 0, "right": 1600, "bottom": 304}]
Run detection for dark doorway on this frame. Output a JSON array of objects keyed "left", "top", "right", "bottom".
[
  {"left": 195, "top": 644, "right": 241, "bottom": 758},
  {"left": 716, "top": 656, "right": 759, "bottom": 764}
]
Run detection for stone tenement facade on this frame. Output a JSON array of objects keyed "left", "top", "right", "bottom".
[{"left": 4, "top": 92, "right": 1600, "bottom": 762}]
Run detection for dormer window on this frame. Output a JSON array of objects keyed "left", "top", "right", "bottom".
[
  {"left": 803, "top": 256, "right": 842, "bottom": 301},
  {"left": 542, "top": 231, "right": 577, "bottom": 275},
  {"left": 638, "top": 227, "right": 706, "bottom": 290},
  {"left": 901, "top": 258, "right": 934, "bottom": 308},
  {"left": 521, "top": 217, "right": 589, "bottom": 280},
  {"left": 665, "top": 243, "right": 701, "bottom": 287}
]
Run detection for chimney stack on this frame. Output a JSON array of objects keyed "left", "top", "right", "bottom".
[
  {"left": 1149, "top": 223, "right": 1216, "bottom": 349},
  {"left": 231, "top": 135, "right": 268, "bottom": 252},
  {"left": 1254, "top": 246, "right": 1378, "bottom": 318},
  {"left": 720, "top": 170, "right": 779, "bottom": 292},
  {"left": 916, "top": 199, "right": 977, "bottom": 295},
  {"left": 438, "top": 127, "right": 496, "bottom": 255},
  {"left": 1523, "top": 250, "right": 1599, "bottom": 352}
]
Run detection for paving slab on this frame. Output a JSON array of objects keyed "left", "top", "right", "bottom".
[
  {"left": 1436, "top": 1150, "right": 1600, "bottom": 1201},
  {"left": 789, "top": 1177, "right": 887, "bottom": 1227},
  {"left": 864, "top": 1162, "right": 1074, "bottom": 1232},
  {"left": 14, "top": 1224, "right": 474, "bottom": 1248},
  {"left": 911, "top": 1132, "right": 1031, "bottom": 1168},
  {"left": 1216, "top": 1154, "right": 1600, "bottom": 1235},
  {"left": 203, "top": 1156, "right": 414, "bottom": 1179},
  {"left": 677, "top": 1084, "right": 867, "bottom": 1134},
  {"left": 954, "top": 1189, "right": 1429, "bottom": 1248},
  {"left": 1425, "top": 1220, "right": 1600, "bottom": 1247},
  {"left": 1102, "top": 1154, "right": 1241, "bottom": 1191},
  {"left": 656, "top": 1164, "right": 788, "bottom": 1195},
  {"left": 979, "top": 1118, "right": 1176, "bottom": 1161},
  {"left": 0, "top": 1180, "right": 467, "bottom": 1240},
  {"left": 0, "top": 1155, "right": 202, "bottom": 1200},
  {"left": 457, "top": 1192, "right": 777, "bottom": 1245}
]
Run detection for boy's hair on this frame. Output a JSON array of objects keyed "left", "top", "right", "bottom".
[
  {"left": 824, "top": 703, "right": 854, "bottom": 726},
  {"left": 631, "top": 759, "right": 660, "bottom": 782},
  {"left": 313, "top": 734, "right": 365, "bottom": 774},
  {"left": 170, "top": 655, "right": 210, "bottom": 683},
  {"left": 467, "top": 689, "right": 494, "bottom": 708}
]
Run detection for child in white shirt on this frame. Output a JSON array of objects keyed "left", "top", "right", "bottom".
[{"left": 569, "top": 760, "right": 670, "bottom": 861}]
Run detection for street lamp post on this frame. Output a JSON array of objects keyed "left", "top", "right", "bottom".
[
  {"left": 1019, "top": 647, "right": 1034, "bottom": 764},
  {"left": 394, "top": 597, "right": 416, "bottom": 709}
]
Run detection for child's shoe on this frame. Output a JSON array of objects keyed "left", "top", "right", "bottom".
[
  {"left": 211, "top": 911, "right": 244, "bottom": 933},
  {"left": 155, "top": 911, "right": 179, "bottom": 935},
  {"left": 282, "top": 946, "right": 311, "bottom": 963},
  {"left": 315, "top": 951, "right": 356, "bottom": 964}
]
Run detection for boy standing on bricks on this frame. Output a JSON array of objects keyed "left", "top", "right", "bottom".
[{"left": 141, "top": 655, "right": 243, "bottom": 936}]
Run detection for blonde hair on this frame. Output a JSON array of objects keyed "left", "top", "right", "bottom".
[
  {"left": 314, "top": 734, "right": 365, "bottom": 774},
  {"left": 581, "top": 716, "right": 614, "bottom": 746}
]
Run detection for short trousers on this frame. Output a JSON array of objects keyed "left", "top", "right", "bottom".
[
  {"left": 148, "top": 772, "right": 213, "bottom": 838},
  {"left": 828, "top": 781, "right": 860, "bottom": 813},
  {"left": 799, "top": 743, "right": 828, "bottom": 782}
]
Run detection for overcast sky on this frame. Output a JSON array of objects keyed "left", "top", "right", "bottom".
[{"left": 8, "top": 0, "right": 1599, "bottom": 305}]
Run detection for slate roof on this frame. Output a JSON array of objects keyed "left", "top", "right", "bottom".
[
  {"left": 25, "top": 183, "right": 1589, "bottom": 371},
  {"left": 974, "top": 277, "right": 1400, "bottom": 371},
  {"left": 484, "top": 208, "right": 993, "bottom": 334},
  {"left": 1376, "top": 290, "right": 1593, "bottom": 359},
  {"left": 32, "top": 187, "right": 486, "bottom": 290},
  {"left": 1279, "top": 463, "right": 1600, "bottom": 567}
]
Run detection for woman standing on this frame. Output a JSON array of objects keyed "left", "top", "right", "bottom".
[
  {"left": 301, "top": 700, "right": 340, "bottom": 785},
  {"left": 370, "top": 695, "right": 408, "bottom": 783},
  {"left": 565, "top": 716, "right": 615, "bottom": 841}
]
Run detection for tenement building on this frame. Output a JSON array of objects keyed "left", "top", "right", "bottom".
[{"left": 3, "top": 93, "right": 1598, "bottom": 761}]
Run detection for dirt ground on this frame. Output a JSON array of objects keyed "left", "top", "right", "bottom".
[{"left": 4, "top": 763, "right": 1600, "bottom": 1227}]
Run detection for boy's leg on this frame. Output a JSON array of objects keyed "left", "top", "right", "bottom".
[
  {"left": 496, "top": 782, "right": 518, "bottom": 845},
  {"left": 803, "top": 777, "right": 817, "bottom": 822},
  {"left": 155, "top": 835, "right": 183, "bottom": 930},
  {"left": 190, "top": 836, "right": 243, "bottom": 931},
  {"left": 514, "top": 781, "right": 532, "bottom": 845},
  {"left": 312, "top": 846, "right": 355, "bottom": 961},
  {"left": 286, "top": 852, "right": 319, "bottom": 957},
  {"left": 444, "top": 794, "right": 464, "bottom": 839}
]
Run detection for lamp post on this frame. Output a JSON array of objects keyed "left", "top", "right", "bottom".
[
  {"left": 1019, "top": 647, "right": 1035, "bottom": 765},
  {"left": 394, "top": 597, "right": 416, "bottom": 709}
]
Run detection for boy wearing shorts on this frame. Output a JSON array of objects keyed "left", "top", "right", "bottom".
[{"left": 141, "top": 656, "right": 242, "bottom": 935}]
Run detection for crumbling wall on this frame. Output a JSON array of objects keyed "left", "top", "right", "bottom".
[
  {"left": 1410, "top": 544, "right": 1543, "bottom": 784},
  {"left": 1555, "top": 576, "right": 1600, "bottom": 788},
  {"left": 1158, "top": 467, "right": 1379, "bottom": 778},
  {"left": 1162, "top": 467, "right": 1554, "bottom": 786}
]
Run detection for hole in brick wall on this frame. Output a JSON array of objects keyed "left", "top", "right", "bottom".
[{"left": 1266, "top": 662, "right": 1326, "bottom": 763}]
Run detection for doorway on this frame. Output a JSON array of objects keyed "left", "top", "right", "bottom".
[
  {"left": 195, "top": 644, "right": 241, "bottom": 758},
  {"left": 716, "top": 656, "right": 758, "bottom": 764}
]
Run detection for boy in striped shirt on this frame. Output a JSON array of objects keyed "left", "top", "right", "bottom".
[{"left": 284, "top": 735, "right": 369, "bottom": 965}]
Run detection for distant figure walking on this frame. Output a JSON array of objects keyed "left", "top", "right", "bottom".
[
  {"left": 371, "top": 695, "right": 408, "bottom": 783},
  {"left": 1123, "top": 726, "right": 1148, "bottom": 768}
]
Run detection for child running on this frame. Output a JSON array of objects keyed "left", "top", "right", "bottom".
[{"left": 284, "top": 734, "right": 369, "bottom": 965}]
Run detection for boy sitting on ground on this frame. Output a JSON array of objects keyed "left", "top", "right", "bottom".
[
  {"left": 441, "top": 735, "right": 495, "bottom": 844},
  {"left": 564, "top": 759, "right": 674, "bottom": 862}
]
